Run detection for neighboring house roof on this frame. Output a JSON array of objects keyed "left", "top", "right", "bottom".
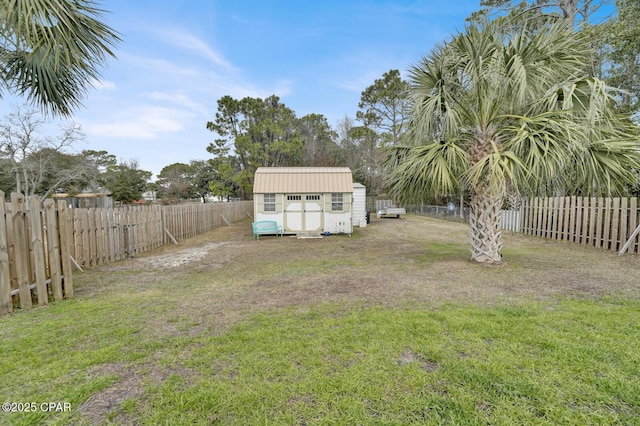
[{"left": 253, "top": 167, "right": 353, "bottom": 193}]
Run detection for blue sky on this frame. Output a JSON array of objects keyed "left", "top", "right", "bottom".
[{"left": 2, "top": 0, "right": 480, "bottom": 178}]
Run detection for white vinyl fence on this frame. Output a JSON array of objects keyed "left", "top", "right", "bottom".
[{"left": 501, "top": 209, "right": 521, "bottom": 232}]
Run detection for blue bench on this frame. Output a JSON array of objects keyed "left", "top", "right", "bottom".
[{"left": 252, "top": 220, "right": 283, "bottom": 240}]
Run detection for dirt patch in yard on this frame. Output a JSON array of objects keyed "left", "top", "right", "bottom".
[
  {"left": 80, "top": 216, "right": 640, "bottom": 321},
  {"left": 101, "top": 242, "right": 234, "bottom": 271},
  {"left": 78, "top": 361, "right": 198, "bottom": 425}
]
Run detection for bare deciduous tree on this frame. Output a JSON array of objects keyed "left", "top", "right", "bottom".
[{"left": 0, "top": 107, "right": 87, "bottom": 198}]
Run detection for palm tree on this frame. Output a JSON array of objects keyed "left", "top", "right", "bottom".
[
  {"left": 0, "top": 0, "right": 120, "bottom": 116},
  {"left": 385, "top": 20, "right": 640, "bottom": 264}
]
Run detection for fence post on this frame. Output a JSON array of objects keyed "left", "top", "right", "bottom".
[
  {"left": 522, "top": 198, "right": 529, "bottom": 234},
  {"left": 124, "top": 224, "right": 131, "bottom": 258},
  {"left": 113, "top": 208, "right": 122, "bottom": 261},
  {"left": 590, "top": 197, "right": 599, "bottom": 247},
  {"left": 619, "top": 197, "right": 628, "bottom": 253},
  {"left": 540, "top": 197, "right": 547, "bottom": 238},
  {"left": 602, "top": 198, "right": 612, "bottom": 249},
  {"left": 576, "top": 197, "right": 584, "bottom": 244},
  {"left": 44, "top": 200, "right": 63, "bottom": 301},
  {"left": 28, "top": 196, "right": 48, "bottom": 305},
  {"left": 564, "top": 196, "right": 572, "bottom": 241},
  {"left": 56, "top": 200, "right": 74, "bottom": 298},
  {"left": 535, "top": 197, "right": 541, "bottom": 235},
  {"left": 80, "top": 208, "right": 90, "bottom": 266},
  {"left": 11, "top": 193, "right": 31, "bottom": 308},
  {"left": 630, "top": 198, "right": 638, "bottom": 254},
  {"left": 611, "top": 198, "right": 620, "bottom": 252},
  {"left": 0, "top": 191, "right": 11, "bottom": 314},
  {"left": 585, "top": 197, "right": 593, "bottom": 245},
  {"left": 551, "top": 196, "right": 560, "bottom": 240}
]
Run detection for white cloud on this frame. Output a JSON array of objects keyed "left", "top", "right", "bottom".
[
  {"left": 197, "top": 73, "right": 292, "bottom": 103},
  {"left": 272, "top": 79, "right": 293, "bottom": 97},
  {"left": 335, "top": 70, "right": 381, "bottom": 93},
  {"left": 91, "top": 79, "right": 117, "bottom": 91},
  {"left": 83, "top": 106, "right": 186, "bottom": 139},
  {"left": 328, "top": 47, "right": 420, "bottom": 94},
  {"left": 142, "top": 91, "right": 207, "bottom": 114},
  {"left": 153, "top": 27, "right": 234, "bottom": 70},
  {"left": 123, "top": 54, "right": 201, "bottom": 77}
]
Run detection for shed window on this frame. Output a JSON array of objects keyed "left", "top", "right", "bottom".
[
  {"left": 331, "top": 193, "right": 343, "bottom": 211},
  {"left": 264, "top": 194, "right": 276, "bottom": 212},
  {"left": 306, "top": 195, "right": 320, "bottom": 201},
  {"left": 287, "top": 195, "right": 302, "bottom": 201}
]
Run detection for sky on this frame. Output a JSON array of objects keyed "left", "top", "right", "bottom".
[{"left": 1, "top": 0, "right": 481, "bottom": 179}]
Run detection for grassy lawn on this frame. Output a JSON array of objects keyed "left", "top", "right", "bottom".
[{"left": 1, "top": 215, "right": 639, "bottom": 425}]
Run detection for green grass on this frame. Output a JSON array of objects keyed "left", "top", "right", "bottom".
[
  {"left": 409, "top": 241, "right": 469, "bottom": 262},
  {"left": 139, "top": 300, "right": 640, "bottom": 425},
  {"left": 1, "top": 217, "right": 640, "bottom": 424},
  {"left": 2, "top": 299, "right": 639, "bottom": 424}
]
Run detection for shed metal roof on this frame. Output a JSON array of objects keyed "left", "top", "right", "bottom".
[{"left": 253, "top": 167, "right": 353, "bottom": 193}]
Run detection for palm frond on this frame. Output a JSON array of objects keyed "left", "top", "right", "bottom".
[
  {"left": 463, "top": 141, "right": 524, "bottom": 197},
  {"left": 401, "top": 18, "right": 640, "bottom": 202},
  {"left": 570, "top": 133, "right": 640, "bottom": 196},
  {"left": 384, "top": 140, "right": 468, "bottom": 203},
  {"left": 407, "top": 45, "right": 464, "bottom": 142},
  {"left": 0, "top": 0, "right": 121, "bottom": 116}
]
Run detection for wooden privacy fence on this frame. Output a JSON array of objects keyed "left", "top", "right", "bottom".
[
  {"left": 1, "top": 193, "right": 253, "bottom": 314},
  {"left": 518, "top": 196, "right": 640, "bottom": 254},
  {"left": 58, "top": 200, "right": 252, "bottom": 269},
  {"left": 0, "top": 192, "right": 74, "bottom": 314}
]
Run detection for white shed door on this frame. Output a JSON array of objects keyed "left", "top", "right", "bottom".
[
  {"left": 304, "top": 194, "right": 323, "bottom": 232},
  {"left": 284, "top": 194, "right": 323, "bottom": 232},
  {"left": 284, "top": 195, "right": 303, "bottom": 232}
]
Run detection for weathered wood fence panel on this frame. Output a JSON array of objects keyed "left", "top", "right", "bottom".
[
  {"left": 521, "top": 197, "right": 640, "bottom": 254},
  {"left": 64, "top": 202, "right": 251, "bottom": 265},
  {"left": 0, "top": 193, "right": 11, "bottom": 314},
  {"left": 0, "top": 191, "right": 74, "bottom": 312},
  {"left": 2, "top": 195, "right": 252, "bottom": 314}
]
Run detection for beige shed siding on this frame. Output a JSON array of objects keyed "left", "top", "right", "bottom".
[{"left": 254, "top": 167, "right": 353, "bottom": 193}]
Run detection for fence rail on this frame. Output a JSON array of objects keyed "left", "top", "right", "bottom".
[{"left": 1, "top": 191, "right": 253, "bottom": 314}]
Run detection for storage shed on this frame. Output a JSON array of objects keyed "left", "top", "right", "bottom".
[{"left": 253, "top": 167, "right": 353, "bottom": 235}]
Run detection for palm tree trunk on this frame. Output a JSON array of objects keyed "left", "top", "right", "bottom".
[
  {"left": 469, "top": 182, "right": 503, "bottom": 263},
  {"left": 467, "top": 130, "right": 504, "bottom": 263}
]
